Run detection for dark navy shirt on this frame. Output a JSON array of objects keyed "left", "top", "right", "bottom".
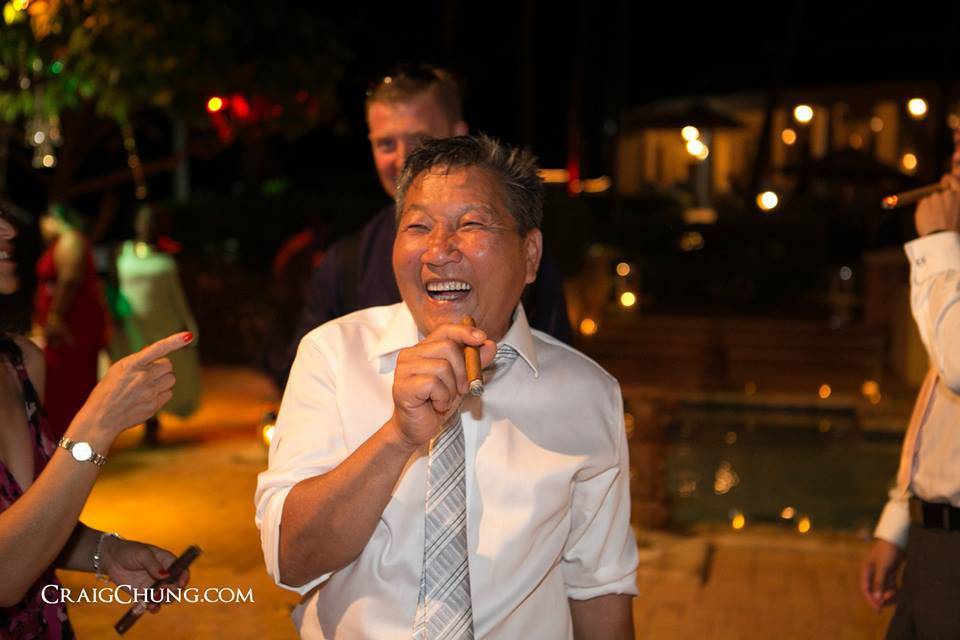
[{"left": 272, "top": 204, "right": 572, "bottom": 387}]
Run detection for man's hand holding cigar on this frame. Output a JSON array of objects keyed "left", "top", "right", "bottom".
[
  {"left": 388, "top": 318, "right": 496, "bottom": 448},
  {"left": 915, "top": 174, "right": 960, "bottom": 237}
]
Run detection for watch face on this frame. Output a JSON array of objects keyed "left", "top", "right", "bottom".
[{"left": 72, "top": 442, "right": 93, "bottom": 462}]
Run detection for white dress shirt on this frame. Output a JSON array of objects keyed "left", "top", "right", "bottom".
[
  {"left": 255, "top": 303, "right": 638, "bottom": 639},
  {"left": 876, "top": 231, "right": 960, "bottom": 547}
]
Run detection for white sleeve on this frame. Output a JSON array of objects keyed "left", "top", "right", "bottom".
[
  {"left": 906, "top": 232, "right": 960, "bottom": 392},
  {"left": 254, "top": 333, "right": 348, "bottom": 595},
  {"left": 874, "top": 487, "right": 910, "bottom": 549},
  {"left": 561, "top": 383, "right": 639, "bottom": 600}
]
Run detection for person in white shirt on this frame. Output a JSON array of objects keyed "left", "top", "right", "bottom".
[
  {"left": 255, "top": 134, "right": 638, "bottom": 639},
  {"left": 860, "top": 126, "right": 960, "bottom": 638}
]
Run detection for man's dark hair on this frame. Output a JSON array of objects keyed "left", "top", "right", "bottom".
[
  {"left": 395, "top": 134, "right": 544, "bottom": 234},
  {"left": 365, "top": 64, "right": 462, "bottom": 124}
]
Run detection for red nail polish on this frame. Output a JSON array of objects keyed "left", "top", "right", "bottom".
[
  {"left": 160, "top": 569, "right": 169, "bottom": 576},
  {"left": 182, "top": 332, "right": 193, "bottom": 343}
]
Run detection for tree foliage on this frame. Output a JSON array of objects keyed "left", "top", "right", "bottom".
[{"left": 0, "top": 0, "right": 348, "bottom": 132}]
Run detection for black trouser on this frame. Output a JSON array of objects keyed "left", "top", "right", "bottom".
[{"left": 887, "top": 524, "right": 960, "bottom": 639}]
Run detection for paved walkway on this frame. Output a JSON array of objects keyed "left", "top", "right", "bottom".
[{"left": 58, "top": 367, "right": 895, "bottom": 639}]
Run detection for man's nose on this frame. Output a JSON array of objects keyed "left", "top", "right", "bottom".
[
  {"left": 396, "top": 141, "right": 410, "bottom": 170},
  {"left": 422, "top": 227, "right": 461, "bottom": 265}
]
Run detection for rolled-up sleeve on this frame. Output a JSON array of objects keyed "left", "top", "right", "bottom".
[
  {"left": 874, "top": 489, "right": 911, "bottom": 549},
  {"left": 561, "top": 383, "right": 639, "bottom": 600},
  {"left": 255, "top": 331, "right": 348, "bottom": 595}
]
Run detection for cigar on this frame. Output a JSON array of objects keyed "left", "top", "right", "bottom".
[
  {"left": 881, "top": 183, "right": 946, "bottom": 209},
  {"left": 115, "top": 545, "right": 202, "bottom": 635},
  {"left": 461, "top": 316, "right": 483, "bottom": 397}
]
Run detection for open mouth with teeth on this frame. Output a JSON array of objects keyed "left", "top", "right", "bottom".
[{"left": 425, "top": 280, "right": 472, "bottom": 301}]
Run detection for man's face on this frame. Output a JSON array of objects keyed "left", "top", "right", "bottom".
[
  {"left": 367, "top": 93, "right": 465, "bottom": 198},
  {"left": 393, "top": 166, "right": 542, "bottom": 342}
]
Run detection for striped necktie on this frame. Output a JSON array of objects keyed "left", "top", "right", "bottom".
[{"left": 414, "top": 344, "right": 519, "bottom": 639}]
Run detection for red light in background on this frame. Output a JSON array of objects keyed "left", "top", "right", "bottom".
[{"left": 231, "top": 94, "right": 251, "bottom": 119}]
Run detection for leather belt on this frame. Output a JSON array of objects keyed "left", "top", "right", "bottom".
[{"left": 909, "top": 497, "right": 960, "bottom": 531}]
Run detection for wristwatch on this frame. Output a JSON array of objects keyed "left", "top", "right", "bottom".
[{"left": 57, "top": 436, "right": 107, "bottom": 467}]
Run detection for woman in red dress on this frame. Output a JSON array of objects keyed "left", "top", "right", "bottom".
[
  {"left": 34, "top": 204, "right": 109, "bottom": 439},
  {"left": 0, "top": 204, "right": 192, "bottom": 637}
]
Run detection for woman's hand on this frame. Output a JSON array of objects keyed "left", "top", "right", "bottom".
[
  {"left": 71, "top": 332, "right": 193, "bottom": 439},
  {"left": 101, "top": 537, "right": 190, "bottom": 613}
]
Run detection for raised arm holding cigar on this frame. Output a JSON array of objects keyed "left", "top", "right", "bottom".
[
  {"left": 861, "top": 125, "right": 960, "bottom": 637},
  {"left": 256, "top": 135, "right": 637, "bottom": 639}
]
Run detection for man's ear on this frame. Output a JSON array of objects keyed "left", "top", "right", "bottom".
[
  {"left": 453, "top": 120, "right": 468, "bottom": 136},
  {"left": 523, "top": 229, "right": 543, "bottom": 285}
]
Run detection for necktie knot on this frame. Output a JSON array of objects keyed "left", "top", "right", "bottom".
[{"left": 484, "top": 344, "right": 520, "bottom": 384}]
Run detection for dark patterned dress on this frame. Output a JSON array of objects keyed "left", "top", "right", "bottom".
[{"left": 0, "top": 336, "right": 74, "bottom": 639}]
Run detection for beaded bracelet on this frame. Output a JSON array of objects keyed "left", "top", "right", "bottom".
[{"left": 93, "top": 532, "right": 122, "bottom": 582}]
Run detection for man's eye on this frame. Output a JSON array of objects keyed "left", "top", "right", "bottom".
[
  {"left": 403, "top": 223, "right": 429, "bottom": 232},
  {"left": 376, "top": 140, "right": 396, "bottom": 152}
]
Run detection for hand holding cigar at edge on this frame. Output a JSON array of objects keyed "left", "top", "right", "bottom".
[
  {"left": 914, "top": 174, "right": 960, "bottom": 237},
  {"left": 389, "top": 317, "right": 497, "bottom": 449}
]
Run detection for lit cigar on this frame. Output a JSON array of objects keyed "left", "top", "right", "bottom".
[
  {"left": 462, "top": 316, "right": 483, "bottom": 397},
  {"left": 881, "top": 183, "right": 945, "bottom": 209}
]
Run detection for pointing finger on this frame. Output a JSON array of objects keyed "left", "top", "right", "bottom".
[{"left": 129, "top": 332, "right": 193, "bottom": 369}]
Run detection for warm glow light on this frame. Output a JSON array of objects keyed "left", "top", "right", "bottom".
[
  {"left": 731, "top": 512, "right": 746, "bottom": 530},
  {"left": 849, "top": 133, "right": 863, "bottom": 149},
  {"left": 262, "top": 424, "right": 276, "bottom": 446},
  {"left": 907, "top": 97, "right": 928, "bottom": 119},
  {"left": 683, "top": 208, "right": 717, "bottom": 225},
  {"left": 781, "top": 128, "right": 797, "bottom": 145},
  {"left": 679, "top": 231, "right": 704, "bottom": 251},
  {"left": 793, "top": 104, "right": 814, "bottom": 124},
  {"left": 206, "top": 96, "right": 224, "bottom": 113},
  {"left": 681, "top": 125, "right": 700, "bottom": 141},
  {"left": 949, "top": 114, "right": 960, "bottom": 130},
  {"left": 620, "top": 292, "right": 637, "bottom": 308},
  {"left": 901, "top": 153, "right": 918, "bottom": 172},
  {"left": 685, "top": 139, "right": 706, "bottom": 158},
  {"left": 818, "top": 384, "right": 831, "bottom": 399},
  {"left": 579, "top": 318, "right": 598, "bottom": 336},
  {"left": 797, "top": 516, "right": 812, "bottom": 534},
  {"left": 756, "top": 191, "right": 779, "bottom": 211},
  {"left": 862, "top": 380, "right": 879, "bottom": 397},
  {"left": 781, "top": 507, "right": 796, "bottom": 520},
  {"left": 616, "top": 262, "right": 631, "bottom": 277},
  {"left": 869, "top": 392, "right": 882, "bottom": 405},
  {"left": 41, "top": 154, "right": 55, "bottom": 168},
  {"left": 539, "top": 168, "right": 570, "bottom": 183},
  {"left": 744, "top": 381, "right": 757, "bottom": 396},
  {"left": 582, "top": 176, "right": 612, "bottom": 193},
  {"left": 870, "top": 116, "right": 884, "bottom": 132}
]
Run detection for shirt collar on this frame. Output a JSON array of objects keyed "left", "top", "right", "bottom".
[{"left": 370, "top": 303, "right": 540, "bottom": 378}]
